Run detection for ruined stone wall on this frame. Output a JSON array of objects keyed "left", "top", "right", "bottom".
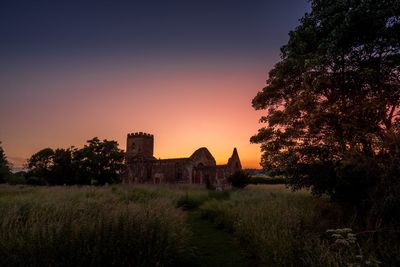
[
  {"left": 216, "top": 165, "right": 228, "bottom": 181},
  {"left": 124, "top": 133, "right": 242, "bottom": 186},
  {"left": 124, "top": 160, "right": 154, "bottom": 183},
  {"left": 151, "top": 158, "right": 192, "bottom": 183},
  {"left": 194, "top": 166, "right": 217, "bottom": 186},
  {"left": 226, "top": 148, "right": 242, "bottom": 176}
]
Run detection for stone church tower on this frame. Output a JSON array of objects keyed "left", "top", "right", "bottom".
[{"left": 126, "top": 132, "right": 155, "bottom": 162}]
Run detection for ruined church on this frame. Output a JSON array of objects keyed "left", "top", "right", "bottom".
[{"left": 123, "top": 132, "right": 242, "bottom": 186}]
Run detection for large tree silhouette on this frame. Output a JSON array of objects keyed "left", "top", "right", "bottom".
[
  {"left": 252, "top": 0, "right": 400, "bottom": 206},
  {"left": 73, "top": 138, "right": 125, "bottom": 185}
]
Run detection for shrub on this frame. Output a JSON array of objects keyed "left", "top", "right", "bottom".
[
  {"left": 25, "top": 176, "right": 46, "bottom": 186},
  {"left": 227, "top": 170, "right": 250, "bottom": 189},
  {"left": 4, "top": 173, "right": 26, "bottom": 185}
]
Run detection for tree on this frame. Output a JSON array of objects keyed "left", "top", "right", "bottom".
[
  {"left": 27, "top": 148, "right": 75, "bottom": 185},
  {"left": 251, "top": 0, "right": 400, "bottom": 207},
  {"left": 27, "top": 148, "right": 54, "bottom": 183},
  {"left": 73, "top": 138, "right": 125, "bottom": 185},
  {"left": 49, "top": 148, "right": 76, "bottom": 185},
  {"left": 26, "top": 138, "right": 125, "bottom": 185},
  {"left": 0, "top": 142, "right": 11, "bottom": 183}
]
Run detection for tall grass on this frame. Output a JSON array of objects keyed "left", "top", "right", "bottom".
[
  {"left": 0, "top": 185, "right": 192, "bottom": 267},
  {"left": 1, "top": 184, "right": 396, "bottom": 266},
  {"left": 199, "top": 185, "right": 355, "bottom": 266}
]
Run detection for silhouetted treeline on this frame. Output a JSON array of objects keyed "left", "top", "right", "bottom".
[{"left": 23, "top": 137, "right": 125, "bottom": 185}]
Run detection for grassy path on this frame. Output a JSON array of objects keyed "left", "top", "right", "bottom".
[{"left": 186, "top": 211, "right": 249, "bottom": 267}]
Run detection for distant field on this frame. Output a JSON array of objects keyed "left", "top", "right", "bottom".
[{"left": 0, "top": 184, "right": 397, "bottom": 266}]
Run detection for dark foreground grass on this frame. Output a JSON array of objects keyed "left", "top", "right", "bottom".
[
  {"left": 0, "top": 185, "right": 192, "bottom": 267},
  {"left": 186, "top": 211, "right": 249, "bottom": 267},
  {"left": 199, "top": 185, "right": 400, "bottom": 266},
  {"left": 0, "top": 184, "right": 398, "bottom": 266}
]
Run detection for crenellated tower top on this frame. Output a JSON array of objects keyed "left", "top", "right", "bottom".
[
  {"left": 127, "top": 132, "right": 154, "bottom": 138},
  {"left": 126, "top": 132, "right": 154, "bottom": 161}
]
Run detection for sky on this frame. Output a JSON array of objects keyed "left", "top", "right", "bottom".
[{"left": 0, "top": 0, "right": 310, "bottom": 169}]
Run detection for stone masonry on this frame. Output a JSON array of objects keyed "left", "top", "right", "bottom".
[{"left": 123, "top": 132, "right": 242, "bottom": 187}]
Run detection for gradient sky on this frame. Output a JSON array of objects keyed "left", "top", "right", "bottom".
[{"left": 0, "top": 0, "right": 310, "bottom": 169}]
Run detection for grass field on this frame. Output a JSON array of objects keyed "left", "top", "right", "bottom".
[{"left": 0, "top": 184, "right": 397, "bottom": 266}]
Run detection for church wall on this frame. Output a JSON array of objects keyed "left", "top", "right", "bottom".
[
  {"left": 151, "top": 158, "right": 192, "bottom": 183},
  {"left": 124, "top": 132, "right": 242, "bottom": 186}
]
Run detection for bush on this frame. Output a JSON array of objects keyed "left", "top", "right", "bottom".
[
  {"left": 25, "top": 176, "right": 46, "bottom": 186},
  {"left": 227, "top": 170, "right": 250, "bottom": 189},
  {"left": 4, "top": 173, "right": 26, "bottom": 185}
]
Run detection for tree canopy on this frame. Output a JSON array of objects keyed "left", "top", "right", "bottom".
[
  {"left": 27, "top": 138, "right": 125, "bottom": 185},
  {"left": 73, "top": 137, "right": 125, "bottom": 185},
  {"left": 251, "top": 0, "right": 400, "bottom": 208}
]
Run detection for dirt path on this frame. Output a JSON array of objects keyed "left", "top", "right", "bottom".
[{"left": 186, "top": 211, "right": 250, "bottom": 267}]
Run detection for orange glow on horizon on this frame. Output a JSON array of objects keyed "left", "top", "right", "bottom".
[{"left": 1, "top": 58, "right": 268, "bottom": 169}]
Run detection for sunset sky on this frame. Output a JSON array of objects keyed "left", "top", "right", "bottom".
[{"left": 0, "top": 0, "right": 310, "bottom": 169}]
